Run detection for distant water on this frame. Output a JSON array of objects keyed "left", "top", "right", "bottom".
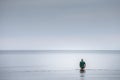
[{"left": 0, "top": 50, "right": 120, "bottom": 80}]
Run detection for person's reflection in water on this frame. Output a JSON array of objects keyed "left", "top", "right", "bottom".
[
  {"left": 80, "top": 70, "right": 85, "bottom": 77},
  {"left": 80, "top": 69, "right": 86, "bottom": 80}
]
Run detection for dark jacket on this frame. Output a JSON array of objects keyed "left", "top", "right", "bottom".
[{"left": 80, "top": 61, "right": 86, "bottom": 68}]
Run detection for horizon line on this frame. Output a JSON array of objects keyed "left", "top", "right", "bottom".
[{"left": 0, "top": 50, "right": 120, "bottom": 51}]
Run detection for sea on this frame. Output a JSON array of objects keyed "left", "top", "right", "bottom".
[{"left": 0, "top": 50, "right": 120, "bottom": 80}]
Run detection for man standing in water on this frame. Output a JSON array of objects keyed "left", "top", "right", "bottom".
[{"left": 80, "top": 59, "right": 86, "bottom": 71}]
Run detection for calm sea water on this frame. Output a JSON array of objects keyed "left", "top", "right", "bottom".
[{"left": 0, "top": 50, "right": 120, "bottom": 80}]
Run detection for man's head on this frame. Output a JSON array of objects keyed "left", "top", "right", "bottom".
[{"left": 81, "top": 59, "right": 83, "bottom": 61}]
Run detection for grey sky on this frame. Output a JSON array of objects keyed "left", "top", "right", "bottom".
[{"left": 0, "top": 0, "right": 120, "bottom": 50}]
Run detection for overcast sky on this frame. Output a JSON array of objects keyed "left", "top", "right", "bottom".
[{"left": 0, "top": 0, "right": 120, "bottom": 50}]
